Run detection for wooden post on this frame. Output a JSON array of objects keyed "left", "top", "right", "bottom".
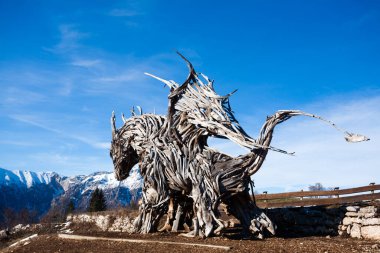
[
  {"left": 334, "top": 187, "right": 340, "bottom": 198},
  {"left": 370, "top": 182, "right": 375, "bottom": 201}
]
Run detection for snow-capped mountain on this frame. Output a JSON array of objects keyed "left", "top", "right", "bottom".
[
  {"left": 59, "top": 168, "right": 142, "bottom": 193},
  {"left": 0, "top": 167, "right": 142, "bottom": 191},
  {"left": 0, "top": 169, "right": 58, "bottom": 188},
  {"left": 53, "top": 167, "right": 143, "bottom": 211},
  {"left": 0, "top": 167, "right": 143, "bottom": 228}
]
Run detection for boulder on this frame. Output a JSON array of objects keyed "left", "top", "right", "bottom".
[
  {"left": 362, "top": 218, "right": 380, "bottom": 226},
  {"left": 0, "top": 229, "right": 9, "bottom": 239},
  {"left": 361, "top": 226, "right": 380, "bottom": 240},
  {"left": 95, "top": 215, "right": 111, "bottom": 231},
  {"left": 346, "top": 212, "right": 359, "bottom": 217},
  {"left": 346, "top": 206, "right": 360, "bottom": 212},
  {"left": 108, "top": 217, "right": 133, "bottom": 232},
  {"left": 12, "top": 224, "right": 23, "bottom": 233},
  {"left": 359, "top": 206, "right": 377, "bottom": 214},
  {"left": 74, "top": 214, "right": 94, "bottom": 223},
  {"left": 350, "top": 223, "right": 362, "bottom": 239},
  {"left": 109, "top": 217, "right": 123, "bottom": 232},
  {"left": 343, "top": 217, "right": 361, "bottom": 226},
  {"left": 11, "top": 224, "right": 30, "bottom": 234},
  {"left": 364, "top": 213, "right": 377, "bottom": 218}
]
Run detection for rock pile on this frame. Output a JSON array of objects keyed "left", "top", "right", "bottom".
[
  {"left": 0, "top": 224, "right": 44, "bottom": 240},
  {"left": 67, "top": 214, "right": 135, "bottom": 233},
  {"left": 0, "top": 229, "right": 9, "bottom": 239},
  {"left": 339, "top": 205, "right": 380, "bottom": 240}
]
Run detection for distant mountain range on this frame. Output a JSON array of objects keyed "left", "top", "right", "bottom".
[{"left": 0, "top": 167, "right": 142, "bottom": 228}]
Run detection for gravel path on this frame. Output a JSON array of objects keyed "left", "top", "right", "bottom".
[{"left": 2, "top": 232, "right": 379, "bottom": 253}]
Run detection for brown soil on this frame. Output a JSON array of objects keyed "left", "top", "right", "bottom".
[{"left": 2, "top": 231, "right": 379, "bottom": 253}]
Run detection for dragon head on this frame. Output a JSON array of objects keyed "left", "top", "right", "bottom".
[{"left": 110, "top": 112, "right": 139, "bottom": 181}]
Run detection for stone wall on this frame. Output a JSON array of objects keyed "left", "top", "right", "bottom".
[
  {"left": 339, "top": 205, "right": 380, "bottom": 240},
  {"left": 266, "top": 203, "right": 380, "bottom": 240},
  {"left": 66, "top": 202, "right": 380, "bottom": 240},
  {"left": 67, "top": 213, "right": 135, "bottom": 233}
]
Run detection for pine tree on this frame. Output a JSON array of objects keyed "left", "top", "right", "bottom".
[
  {"left": 88, "top": 188, "right": 107, "bottom": 212},
  {"left": 66, "top": 200, "right": 75, "bottom": 214}
]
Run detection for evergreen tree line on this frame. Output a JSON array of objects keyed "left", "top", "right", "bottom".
[
  {"left": 64, "top": 188, "right": 108, "bottom": 213},
  {"left": 40, "top": 188, "right": 107, "bottom": 224},
  {"left": 87, "top": 188, "right": 107, "bottom": 212}
]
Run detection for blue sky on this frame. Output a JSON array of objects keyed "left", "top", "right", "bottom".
[{"left": 0, "top": 1, "right": 379, "bottom": 191}]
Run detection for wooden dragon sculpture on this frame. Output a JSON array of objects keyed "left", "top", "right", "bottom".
[{"left": 110, "top": 53, "right": 369, "bottom": 238}]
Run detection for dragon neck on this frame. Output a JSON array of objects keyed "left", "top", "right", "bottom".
[{"left": 243, "top": 112, "right": 292, "bottom": 176}]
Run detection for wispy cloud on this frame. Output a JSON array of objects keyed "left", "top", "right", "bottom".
[
  {"left": 71, "top": 59, "right": 101, "bottom": 68},
  {"left": 45, "top": 24, "right": 88, "bottom": 54},
  {"left": 9, "top": 114, "right": 109, "bottom": 150},
  {"left": 0, "top": 140, "right": 40, "bottom": 147},
  {"left": 93, "top": 69, "right": 142, "bottom": 83},
  {"left": 109, "top": 8, "right": 141, "bottom": 17},
  {"left": 27, "top": 152, "right": 112, "bottom": 175},
  {"left": 209, "top": 95, "right": 380, "bottom": 191},
  {"left": 107, "top": 2, "right": 144, "bottom": 28},
  {"left": 58, "top": 79, "right": 73, "bottom": 96},
  {"left": 56, "top": 24, "right": 87, "bottom": 52},
  {"left": 83, "top": 57, "right": 176, "bottom": 98},
  {"left": 67, "top": 134, "right": 109, "bottom": 150},
  {"left": 1, "top": 87, "right": 46, "bottom": 106}
]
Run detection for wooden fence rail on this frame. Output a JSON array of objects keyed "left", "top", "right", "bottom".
[{"left": 255, "top": 183, "right": 380, "bottom": 208}]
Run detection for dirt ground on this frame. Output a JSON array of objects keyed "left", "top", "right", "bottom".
[{"left": 2, "top": 231, "right": 380, "bottom": 253}]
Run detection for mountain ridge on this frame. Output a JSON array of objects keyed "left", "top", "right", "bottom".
[{"left": 0, "top": 167, "right": 143, "bottom": 228}]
